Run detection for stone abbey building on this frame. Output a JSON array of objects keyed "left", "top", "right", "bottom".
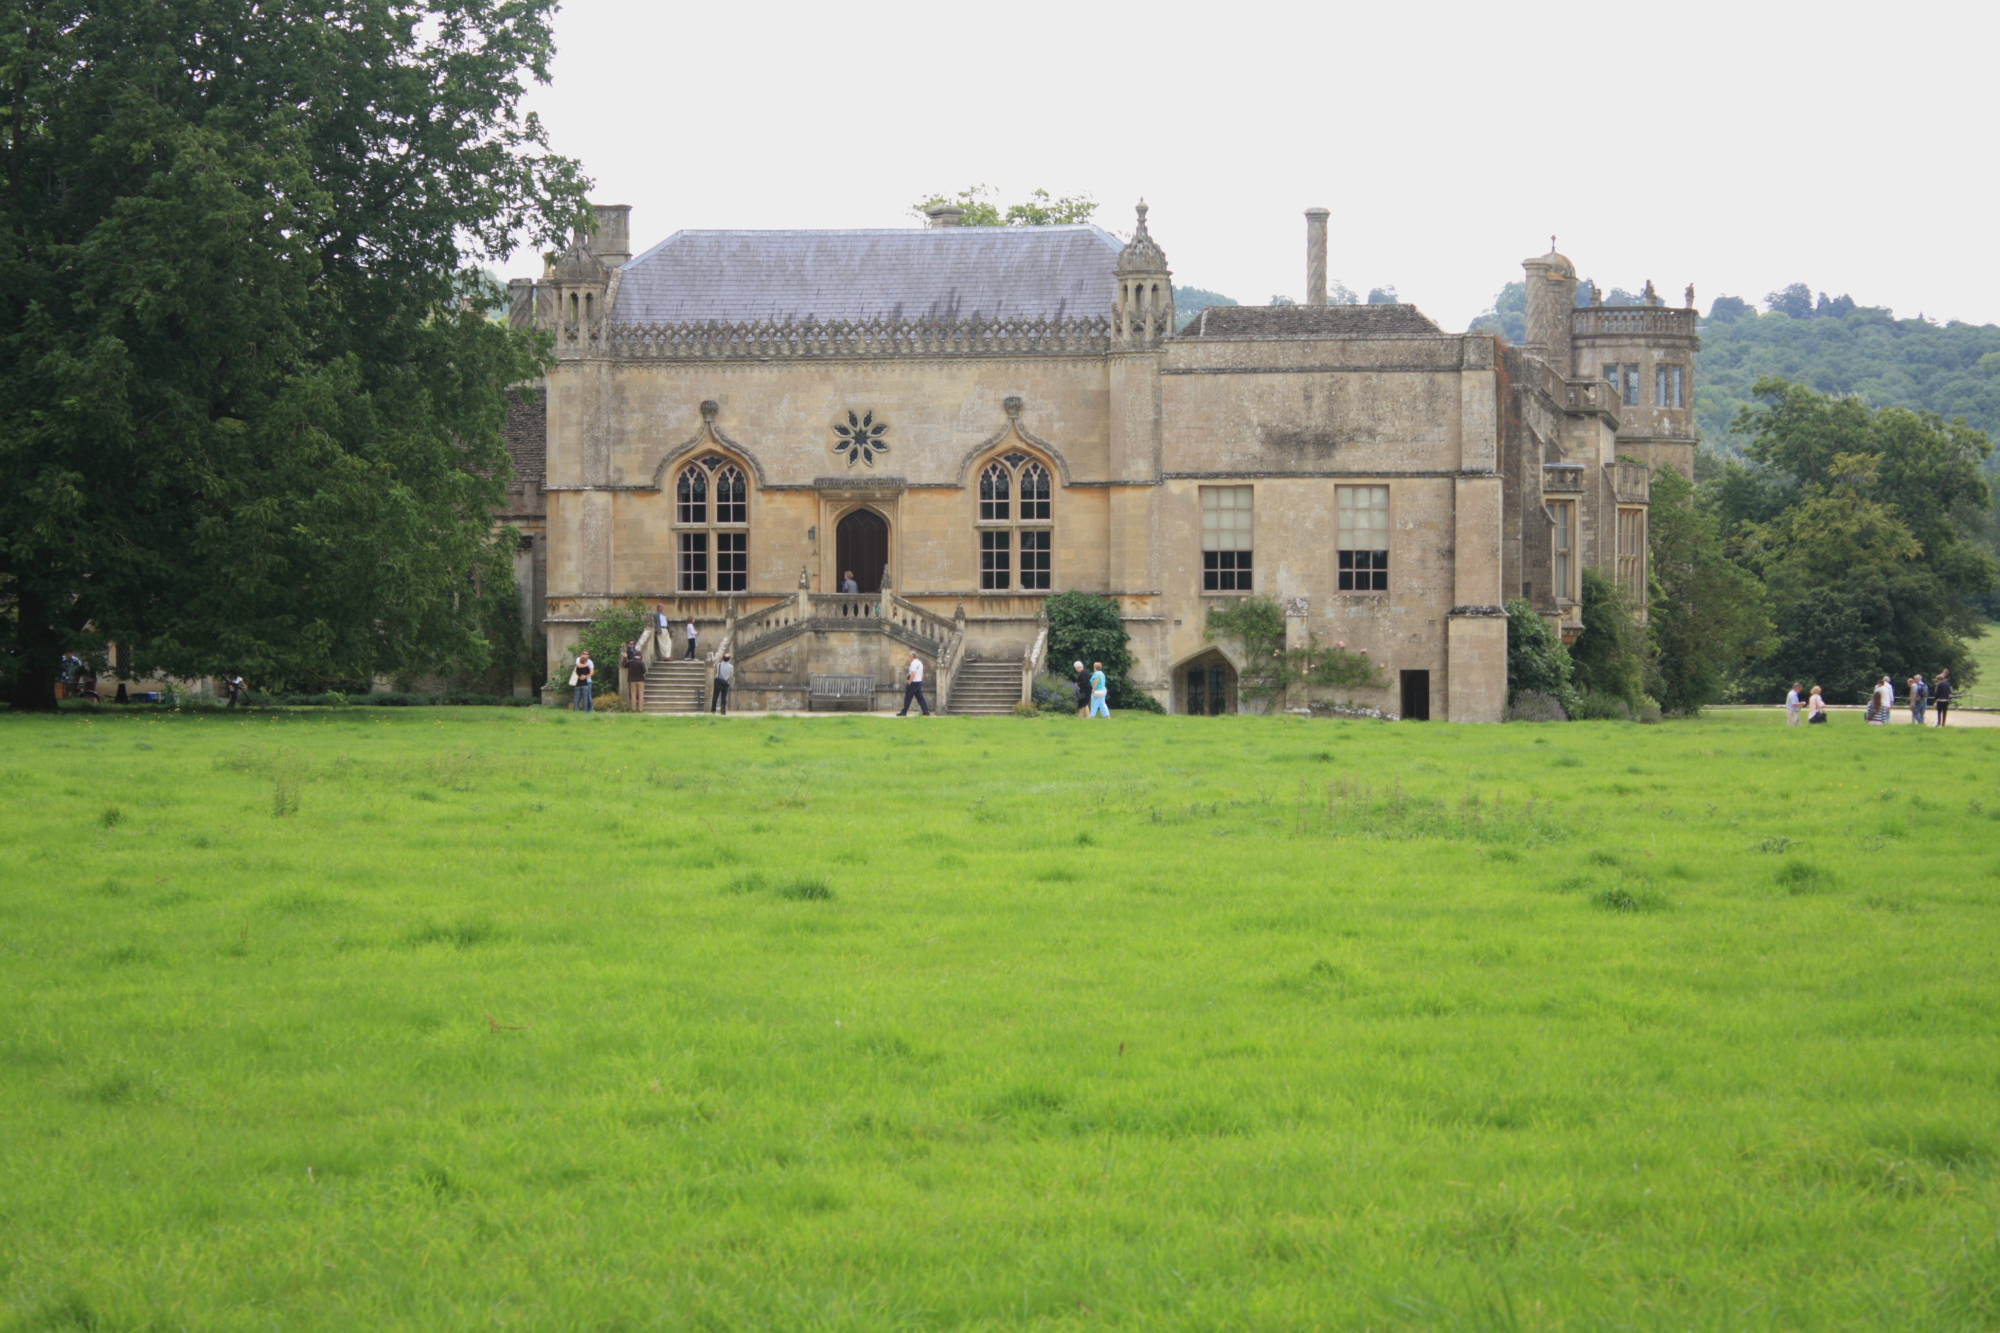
[{"left": 504, "top": 202, "right": 1696, "bottom": 719}]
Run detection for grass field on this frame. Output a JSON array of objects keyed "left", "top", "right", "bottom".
[{"left": 3, "top": 706, "right": 1998, "bottom": 1331}]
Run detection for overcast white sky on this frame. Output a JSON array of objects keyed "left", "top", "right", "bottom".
[{"left": 500, "top": 0, "right": 1996, "bottom": 333}]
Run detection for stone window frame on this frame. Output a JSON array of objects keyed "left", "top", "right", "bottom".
[
  {"left": 1616, "top": 505, "right": 1647, "bottom": 604},
  {"left": 1655, "top": 363, "right": 1685, "bottom": 409},
  {"left": 1200, "top": 485, "right": 1254, "bottom": 593},
  {"left": 1603, "top": 361, "right": 1642, "bottom": 408},
  {"left": 1336, "top": 484, "right": 1391, "bottom": 594},
  {"left": 674, "top": 453, "right": 751, "bottom": 594},
  {"left": 973, "top": 449, "right": 1055, "bottom": 592},
  {"left": 1551, "top": 498, "right": 1576, "bottom": 604}
]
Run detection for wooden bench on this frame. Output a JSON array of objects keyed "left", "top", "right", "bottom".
[{"left": 808, "top": 674, "right": 876, "bottom": 711}]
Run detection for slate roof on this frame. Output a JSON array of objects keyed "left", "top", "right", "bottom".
[
  {"left": 1176, "top": 304, "right": 1446, "bottom": 339},
  {"left": 613, "top": 226, "right": 1125, "bottom": 325}
]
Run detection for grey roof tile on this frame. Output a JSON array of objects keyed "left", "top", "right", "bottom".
[
  {"left": 613, "top": 226, "right": 1124, "bottom": 325},
  {"left": 1178, "top": 304, "right": 1446, "bottom": 339}
]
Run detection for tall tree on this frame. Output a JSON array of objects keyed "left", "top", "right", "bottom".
[
  {"left": 1646, "top": 464, "right": 1772, "bottom": 714},
  {"left": 0, "top": 0, "right": 589, "bottom": 709},
  {"left": 1724, "top": 380, "right": 1994, "bottom": 699}
]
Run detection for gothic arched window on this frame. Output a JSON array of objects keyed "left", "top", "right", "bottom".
[
  {"left": 975, "top": 452, "right": 1053, "bottom": 591},
  {"left": 675, "top": 456, "right": 748, "bottom": 593}
]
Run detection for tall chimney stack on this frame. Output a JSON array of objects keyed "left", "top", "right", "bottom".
[{"left": 1305, "top": 208, "right": 1330, "bottom": 306}]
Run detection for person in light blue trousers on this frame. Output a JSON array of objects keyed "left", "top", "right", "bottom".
[{"left": 1088, "top": 662, "right": 1110, "bottom": 718}]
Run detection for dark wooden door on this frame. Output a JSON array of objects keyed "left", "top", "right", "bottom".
[
  {"left": 1400, "top": 669, "right": 1431, "bottom": 721},
  {"left": 835, "top": 508, "right": 889, "bottom": 593}
]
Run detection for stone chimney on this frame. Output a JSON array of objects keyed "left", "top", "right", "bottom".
[
  {"left": 1305, "top": 208, "right": 1330, "bottom": 306},
  {"left": 590, "top": 204, "right": 632, "bottom": 268},
  {"left": 924, "top": 203, "right": 964, "bottom": 228}
]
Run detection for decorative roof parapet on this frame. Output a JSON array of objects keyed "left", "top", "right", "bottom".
[{"left": 557, "top": 315, "right": 1114, "bottom": 362}]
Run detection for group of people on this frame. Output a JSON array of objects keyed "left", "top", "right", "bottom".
[
  {"left": 1785, "top": 670, "right": 1956, "bottom": 726},
  {"left": 1072, "top": 661, "right": 1110, "bottom": 718}
]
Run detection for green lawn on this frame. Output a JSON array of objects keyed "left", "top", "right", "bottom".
[{"left": 2, "top": 707, "right": 1997, "bottom": 1331}]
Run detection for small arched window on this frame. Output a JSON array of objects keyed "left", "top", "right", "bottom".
[
  {"left": 675, "top": 456, "right": 748, "bottom": 593},
  {"left": 975, "top": 452, "right": 1053, "bottom": 591}
]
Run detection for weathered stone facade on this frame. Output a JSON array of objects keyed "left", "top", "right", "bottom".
[{"left": 510, "top": 204, "right": 1696, "bottom": 718}]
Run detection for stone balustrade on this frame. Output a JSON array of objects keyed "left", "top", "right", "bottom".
[{"left": 1571, "top": 307, "right": 1698, "bottom": 338}]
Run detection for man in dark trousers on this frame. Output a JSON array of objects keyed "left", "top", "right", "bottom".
[
  {"left": 684, "top": 619, "right": 698, "bottom": 660},
  {"left": 897, "top": 650, "right": 930, "bottom": 716},
  {"left": 1933, "top": 669, "right": 1953, "bottom": 725},
  {"left": 712, "top": 653, "right": 734, "bottom": 714}
]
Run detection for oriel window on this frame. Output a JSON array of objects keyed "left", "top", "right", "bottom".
[
  {"left": 1201, "top": 486, "right": 1253, "bottom": 591},
  {"left": 1617, "top": 506, "right": 1646, "bottom": 603},
  {"left": 1552, "top": 500, "right": 1574, "bottom": 602},
  {"left": 1337, "top": 485, "right": 1389, "bottom": 591},
  {"left": 1656, "top": 364, "right": 1684, "bottom": 409}
]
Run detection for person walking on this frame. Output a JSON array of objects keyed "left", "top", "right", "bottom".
[
  {"left": 1785, "top": 682, "right": 1802, "bottom": 726},
  {"left": 841, "top": 570, "right": 859, "bottom": 595},
  {"left": 623, "top": 640, "right": 647, "bottom": 712},
  {"left": 1088, "top": 661, "right": 1110, "bottom": 719},
  {"left": 1933, "top": 669, "right": 1953, "bottom": 726},
  {"left": 1073, "top": 660, "right": 1090, "bottom": 718},
  {"left": 712, "top": 653, "right": 734, "bottom": 714},
  {"left": 684, "top": 619, "right": 698, "bottom": 661},
  {"left": 571, "top": 651, "right": 594, "bottom": 712},
  {"left": 897, "top": 651, "right": 930, "bottom": 716},
  {"left": 1909, "top": 673, "right": 1928, "bottom": 725},
  {"left": 1807, "top": 685, "right": 1827, "bottom": 723}
]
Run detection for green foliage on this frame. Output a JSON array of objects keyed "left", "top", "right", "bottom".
[
  {"left": 0, "top": 0, "right": 589, "bottom": 710},
  {"left": 5, "top": 708, "right": 1998, "bottom": 1329},
  {"left": 575, "top": 600, "right": 649, "bottom": 696},
  {"left": 1697, "top": 295, "right": 2000, "bottom": 455},
  {"left": 1043, "top": 591, "right": 1159, "bottom": 710},
  {"left": 1505, "top": 600, "right": 1581, "bottom": 717},
  {"left": 1646, "top": 464, "right": 1773, "bottom": 714},
  {"left": 1570, "top": 569, "right": 1648, "bottom": 713},
  {"left": 909, "top": 186, "right": 1095, "bottom": 227},
  {"left": 1719, "top": 381, "right": 1994, "bottom": 701},
  {"left": 1203, "top": 596, "right": 1384, "bottom": 709}
]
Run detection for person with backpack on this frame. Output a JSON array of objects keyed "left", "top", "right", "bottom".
[
  {"left": 571, "top": 651, "right": 594, "bottom": 712},
  {"left": 1933, "top": 669, "right": 1953, "bottom": 726},
  {"left": 1908, "top": 673, "right": 1928, "bottom": 725}
]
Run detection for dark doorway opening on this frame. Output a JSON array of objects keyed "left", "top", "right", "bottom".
[
  {"left": 1400, "top": 669, "right": 1431, "bottom": 721},
  {"left": 1181, "top": 656, "right": 1234, "bottom": 715},
  {"left": 835, "top": 508, "right": 889, "bottom": 593}
]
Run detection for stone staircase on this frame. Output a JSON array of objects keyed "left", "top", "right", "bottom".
[
  {"left": 947, "top": 659, "right": 1022, "bottom": 716},
  {"left": 641, "top": 659, "right": 710, "bottom": 713}
]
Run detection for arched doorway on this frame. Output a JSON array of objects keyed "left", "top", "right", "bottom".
[
  {"left": 1176, "top": 650, "right": 1238, "bottom": 716},
  {"left": 835, "top": 508, "right": 889, "bottom": 593}
]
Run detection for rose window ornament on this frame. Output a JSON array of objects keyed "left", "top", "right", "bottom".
[{"left": 832, "top": 410, "right": 887, "bottom": 467}]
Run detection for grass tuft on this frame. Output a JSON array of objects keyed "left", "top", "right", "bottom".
[
  {"left": 1775, "top": 859, "right": 1836, "bottom": 895},
  {"left": 97, "top": 806, "right": 121, "bottom": 830},
  {"left": 776, "top": 875, "right": 833, "bottom": 901}
]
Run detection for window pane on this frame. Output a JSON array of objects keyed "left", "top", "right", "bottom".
[
  {"left": 678, "top": 532, "right": 709, "bottom": 592},
  {"left": 980, "top": 529, "right": 1010, "bottom": 590},
  {"left": 1201, "top": 485, "right": 1252, "bottom": 551},
  {"left": 1203, "top": 548, "right": 1251, "bottom": 592},
  {"left": 1623, "top": 366, "right": 1640, "bottom": 407},
  {"left": 715, "top": 531, "right": 747, "bottom": 593},
  {"left": 1337, "top": 485, "right": 1389, "bottom": 591},
  {"left": 1020, "top": 529, "right": 1050, "bottom": 589},
  {"left": 714, "top": 467, "right": 747, "bottom": 524},
  {"left": 677, "top": 467, "right": 707, "bottom": 524},
  {"left": 979, "top": 464, "right": 1010, "bottom": 522},
  {"left": 1019, "top": 463, "right": 1050, "bottom": 521}
]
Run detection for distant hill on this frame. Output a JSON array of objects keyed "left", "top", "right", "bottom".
[
  {"left": 1175, "top": 287, "right": 1238, "bottom": 331},
  {"left": 1470, "top": 281, "right": 2000, "bottom": 456}
]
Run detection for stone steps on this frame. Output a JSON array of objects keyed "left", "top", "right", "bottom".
[
  {"left": 640, "top": 661, "right": 710, "bottom": 713},
  {"left": 948, "top": 661, "right": 1023, "bottom": 715}
]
